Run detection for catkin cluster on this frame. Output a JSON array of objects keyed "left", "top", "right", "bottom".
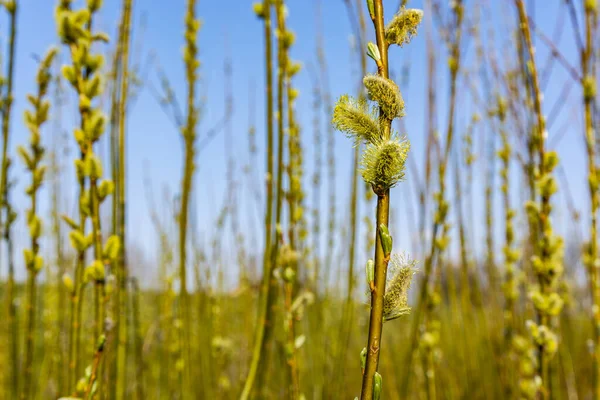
[
  {"left": 55, "top": 0, "right": 119, "bottom": 396},
  {"left": 56, "top": 0, "right": 119, "bottom": 289},
  {"left": 19, "top": 48, "right": 57, "bottom": 276},
  {"left": 332, "top": 75, "right": 410, "bottom": 193}
]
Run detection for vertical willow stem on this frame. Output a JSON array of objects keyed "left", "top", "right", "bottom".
[
  {"left": 19, "top": 48, "right": 55, "bottom": 400},
  {"left": 241, "top": 1, "right": 274, "bottom": 398},
  {"left": 496, "top": 98, "right": 518, "bottom": 392},
  {"left": 582, "top": 2, "right": 600, "bottom": 398},
  {"left": 515, "top": 1, "right": 562, "bottom": 397},
  {"left": 178, "top": 0, "right": 199, "bottom": 396},
  {"left": 115, "top": 1, "right": 133, "bottom": 398},
  {"left": 131, "top": 278, "right": 145, "bottom": 400},
  {"left": 0, "top": 2, "right": 18, "bottom": 396},
  {"left": 257, "top": 2, "right": 287, "bottom": 394},
  {"left": 401, "top": 2, "right": 463, "bottom": 396},
  {"left": 49, "top": 55, "right": 68, "bottom": 394},
  {"left": 56, "top": 2, "right": 109, "bottom": 393},
  {"left": 23, "top": 271, "right": 37, "bottom": 395},
  {"left": 360, "top": 2, "right": 391, "bottom": 399},
  {"left": 281, "top": 3, "right": 302, "bottom": 395}
]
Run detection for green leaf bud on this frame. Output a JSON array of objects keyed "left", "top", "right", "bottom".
[
  {"left": 360, "top": 347, "right": 367, "bottom": 370},
  {"left": 366, "top": 0, "right": 374, "bottom": 19},
  {"left": 367, "top": 42, "right": 381, "bottom": 63},
  {"left": 373, "top": 372, "right": 382, "bottom": 400},
  {"left": 366, "top": 259, "right": 374, "bottom": 287},
  {"left": 61, "top": 214, "right": 80, "bottom": 230},
  {"left": 379, "top": 224, "right": 393, "bottom": 258}
]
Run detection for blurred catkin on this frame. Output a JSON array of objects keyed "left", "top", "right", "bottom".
[
  {"left": 54, "top": 0, "right": 114, "bottom": 396},
  {"left": 514, "top": 1, "right": 564, "bottom": 398},
  {"left": 19, "top": 46, "right": 57, "bottom": 400}
]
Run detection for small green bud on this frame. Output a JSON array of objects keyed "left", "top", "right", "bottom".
[
  {"left": 33, "top": 255, "right": 44, "bottom": 273},
  {"left": 294, "top": 335, "right": 305, "bottom": 349},
  {"left": 92, "top": 32, "right": 110, "bottom": 43},
  {"left": 33, "top": 166, "right": 47, "bottom": 188},
  {"left": 367, "top": 42, "right": 381, "bottom": 63},
  {"left": 76, "top": 377, "right": 87, "bottom": 393},
  {"left": 585, "top": 0, "right": 598, "bottom": 13},
  {"left": 86, "top": 154, "right": 103, "bottom": 179},
  {"left": 79, "top": 94, "right": 91, "bottom": 112},
  {"left": 366, "top": 0, "right": 374, "bottom": 19},
  {"left": 4, "top": 0, "right": 16, "bottom": 14},
  {"left": 86, "top": 54, "right": 105, "bottom": 73},
  {"left": 366, "top": 259, "right": 374, "bottom": 287},
  {"left": 69, "top": 230, "right": 88, "bottom": 252},
  {"left": 61, "top": 214, "right": 80, "bottom": 230},
  {"left": 96, "top": 333, "right": 106, "bottom": 350},
  {"left": 252, "top": 2, "right": 265, "bottom": 18},
  {"left": 543, "top": 151, "right": 559, "bottom": 173},
  {"left": 287, "top": 61, "right": 302, "bottom": 77},
  {"left": 373, "top": 372, "right": 382, "bottom": 400},
  {"left": 360, "top": 347, "right": 367, "bottom": 370},
  {"left": 29, "top": 216, "right": 42, "bottom": 239},
  {"left": 61, "top": 65, "right": 78, "bottom": 87},
  {"left": 87, "top": 0, "right": 102, "bottom": 10},
  {"left": 84, "top": 75, "right": 103, "bottom": 99},
  {"left": 17, "top": 146, "right": 34, "bottom": 170},
  {"left": 23, "top": 249, "right": 34, "bottom": 268},
  {"left": 379, "top": 224, "right": 393, "bottom": 257},
  {"left": 583, "top": 75, "right": 597, "bottom": 102},
  {"left": 283, "top": 267, "right": 296, "bottom": 282},
  {"left": 89, "top": 260, "right": 105, "bottom": 281},
  {"left": 74, "top": 129, "right": 86, "bottom": 145},
  {"left": 62, "top": 273, "right": 74, "bottom": 293},
  {"left": 103, "top": 234, "right": 121, "bottom": 261},
  {"left": 448, "top": 57, "right": 458, "bottom": 74},
  {"left": 74, "top": 159, "right": 87, "bottom": 180},
  {"left": 98, "top": 179, "right": 115, "bottom": 200}
]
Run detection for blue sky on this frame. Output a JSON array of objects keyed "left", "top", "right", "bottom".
[{"left": 1, "top": 0, "right": 590, "bottom": 286}]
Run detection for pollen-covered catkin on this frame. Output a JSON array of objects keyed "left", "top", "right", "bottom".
[
  {"left": 363, "top": 74, "right": 405, "bottom": 120},
  {"left": 384, "top": 7, "right": 423, "bottom": 47},
  {"left": 332, "top": 95, "right": 380, "bottom": 145},
  {"left": 360, "top": 136, "right": 410, "bottom": 190},
  {"left": 381, "top": 254, "right": 417, "bottom": 321}
]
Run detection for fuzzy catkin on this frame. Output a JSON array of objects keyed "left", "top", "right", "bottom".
[
  {"left": 332, "top": 95, "right": 380, "bottom": 145},
  {"left": 363, "top": 75, "right": 404, "bottom": 120},
  {"left": 382, "top": 254, "right": 416, "bottom": 321},
  {"left": 360, "top": 137, "right": 409, "bottom": 190},
  {"left": 384, "top": 8, "right": 423, "bottom": 47}
]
